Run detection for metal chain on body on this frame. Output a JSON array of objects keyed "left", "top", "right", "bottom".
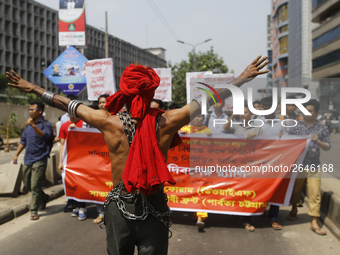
[{"left": 101, "top": 111, "right": 172, "bottom": 237}]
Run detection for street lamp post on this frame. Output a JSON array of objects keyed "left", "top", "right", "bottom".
[{"left": 177, "top": 39, "right": 212, "bottom": 71}]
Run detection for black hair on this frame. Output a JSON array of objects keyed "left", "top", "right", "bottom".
[
  {"left": 303, "top": 99, "right": 320, "bottom": 113},
  {"left": 169, "top": 102, "right": 179, "bottom": 110},
  {"left": 151, "top": 98, "right": 163, "bottom": 109},
  {"left": 253, "top": 100, "right": 261, "bottom": 106},
  {"left": 260, "top": 97, "right": 273, "bottom": 106},
  {"left": 30, "top": 100, "right": 45, "bottom": 113},
  {"left": 98, "top": 94, "right": 110, "bottom": 101}
]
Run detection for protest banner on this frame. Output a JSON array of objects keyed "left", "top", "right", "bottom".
[
  {"left": 62, "top": 130, "right": 309, "bottom": 214},
  {"left": 85, "top": 58, "right": 116, "bottom": 100}
]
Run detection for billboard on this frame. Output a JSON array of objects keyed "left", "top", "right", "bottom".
[
  {"left": 43, "top": 46, "right": 88, "bottom": 96},
  {"left": 59, "top": 0, "right": 86, "bottom": 47}
]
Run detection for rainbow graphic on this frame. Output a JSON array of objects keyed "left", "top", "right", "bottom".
[{"left": 196, "top": 82, "right": 223, "bottom": 105}]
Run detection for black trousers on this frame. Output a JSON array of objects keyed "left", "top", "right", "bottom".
[{"left": 105, "top": 192, "right": 169, "bottom": 255}]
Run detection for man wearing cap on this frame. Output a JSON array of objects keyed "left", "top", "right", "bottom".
[{"left": 6, "top": 56, "right": 268, "bottom": 255}]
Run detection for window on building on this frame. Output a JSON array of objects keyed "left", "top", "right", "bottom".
[
  {"left": 5, "top": 36, "right": 11, "bottom": 50},
  {"left": 13, "top": 53, "right": 18, "bottom": 67},
  {"left": 12, "top": 8, "right": 18, "bottom": 21},
  {"left": 21, "top": 55, "right": 25, "bottom": 67},
  {"left": 27, "top": 42, "right": 32, "bottom": 55},
  {"left": 280, "top": 25, "right": 288, "bottom": 33},
  {"left": 277, "top": 3, "right": 288, "bottom": 24},
  {"left": 5, "top": 21, "right": 11, "bottom": 34},
  {"left": 313, "top": 49, "right": 340, "bottom": 69},
  {"left": 27, "top": 57, "right": 32, "bottom": 68},
  {"left": 21, "top": 40, "right": 25, "bottom": 53},
  {"left": 313, "top": 25, "right": 340, "bottom": 49},
  {"left": 27, "top": 14, "right": 31, "bottom": 26},
  {"left": 279, "top": 36, "right": 288, "bottom": 53}
]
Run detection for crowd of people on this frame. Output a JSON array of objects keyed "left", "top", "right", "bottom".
[{"left": 6, "top": 56, "right": 331, "bottom": 255}]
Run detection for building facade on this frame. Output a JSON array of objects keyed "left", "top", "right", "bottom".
[
  {"left": 271, "top": 0, "right": 289, "bottom": 88},
  {"left": 311, "top": 0, "right": 340, "bottom": 113},
  {"left": 0, "top": 0, "right": 166, "bottom": 102},
  {"left": 267, "top": 15, "right": 273, "bottom": 93}
]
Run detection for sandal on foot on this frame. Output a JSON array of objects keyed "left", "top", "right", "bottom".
[
  {"left": 30, "top": 212, "right": 39, "bottom": 220},
  {"left": 287, "top": 210, "right": 297, "bottom": 221},
  {"left": 93, "top": 216, "right": 104, "bottom": 224},
  {"left": 196, "top": 221, "right": 204, "bottom": 230},
  {"left": 310, "top": 227, "right": 326, "bottom": 236},
  {"left": 270, "top": 221, "right": 282, "bottom": 230},
  {"left": 243, "top": 223, "right": 255, "bottom": 232}
]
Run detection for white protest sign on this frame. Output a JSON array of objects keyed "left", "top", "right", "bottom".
[
  {"left": 153, "top": 68, "right": 172, "bottom": 102},
  {"left": 85, "top": 58, "right": 116, "bottom": 101},
  {"left": 186, "top": 71, "right": 213, "bottom": 104}
]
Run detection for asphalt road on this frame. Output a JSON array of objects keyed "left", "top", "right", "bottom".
[{"left": 0, "top": 196, "right": 339, "bottom": 255}]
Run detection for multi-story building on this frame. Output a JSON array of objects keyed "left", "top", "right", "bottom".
[
  {"left": 288, "top": 0, "right": 312, "bottom": 85},
  {"left": 267, "top": 15, "right": 273, "bottom": 93},
  {"left": 311, "top": 0, "right": 340, "bottom": 112},
  {"left": 271, "top": 0, "right": 289, "bottom": 88},
  {"left": 0, "top": 0, "right": 166, "bottom": 102}
]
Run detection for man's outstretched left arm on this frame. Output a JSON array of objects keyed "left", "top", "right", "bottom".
[{"left": 6, "top": 71, "right": 110, "bottom": 132}]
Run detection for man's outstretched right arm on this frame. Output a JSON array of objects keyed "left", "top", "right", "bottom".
[
  {"left": 164, "top": 56, "right": 269, "bottom": 134},
  {"left": 6, "top": 71, "right": 110, "bottom": 132}
]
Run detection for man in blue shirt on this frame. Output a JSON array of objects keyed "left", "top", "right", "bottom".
[{"left": 12, "top": 100, "right": 53, "bottom": 220}]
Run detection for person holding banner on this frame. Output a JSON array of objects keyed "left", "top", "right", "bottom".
[
  {"left": 91, "top": 94, "right": 110, "bottom": 224},
  {"left": 6, "top": 55, "right": 268, "bottom": 254},
  {"left": 59, "top": 115, "right": 87, "bottom": 219},
  {"left": 288, "top": 99, "right": 330, "bottom": 235}
]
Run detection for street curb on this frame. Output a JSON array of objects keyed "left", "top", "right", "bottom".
[
  {"left": 303, "top": 188, "right": 340, "bottom": 240},
  {"left": 0, "top": 186, "right": 64, "bottom": 225}
]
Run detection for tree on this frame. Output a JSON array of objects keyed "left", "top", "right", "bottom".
[
  {"left": 169, "top": 47, "right": 230, "bottom": 107},
  {"left": 0, "top": 74, "right": 34, "bottom": 104}
]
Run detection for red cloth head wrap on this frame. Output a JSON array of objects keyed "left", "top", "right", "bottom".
[{"left": 105, "top": 64, "right": 160, "bottom": 119}]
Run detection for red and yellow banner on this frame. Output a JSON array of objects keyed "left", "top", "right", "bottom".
[{"left": 62, "top": 129, "right": 309, "bottom": 215}]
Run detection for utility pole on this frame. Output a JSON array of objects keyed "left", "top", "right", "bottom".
[{"left": 105, "top": 11, "right": 108, "bottom": 58}]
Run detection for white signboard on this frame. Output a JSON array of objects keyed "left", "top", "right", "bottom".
[
  {"left": 85, "top": 58, "right": 116, "bottom": 101},
  {"left": 186, "top": 71, "right": 213, "bottom": 104},
  {"left": 153, "top": 68, "right": 172, "bottom": 102}
]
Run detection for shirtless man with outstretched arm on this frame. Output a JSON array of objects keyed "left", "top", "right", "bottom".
[{"left": 6, "top": 56, "right": 268, "bottom": 255}]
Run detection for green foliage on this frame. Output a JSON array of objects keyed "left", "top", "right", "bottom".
[
  {"left": 169, "top": 47, "right": 229, "bottom": 107},
  {"left": 0, "top": 74, "right": 31, "bottom": 105},
  {"left": 0, "top": 125, "right": 21, "bottom": 139},
  {"left": 10, "top": 112, "right": 17, "bottom": 124}
]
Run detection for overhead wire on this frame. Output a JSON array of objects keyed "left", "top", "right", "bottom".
[{"left": 146, "top": 0, "right": 188, "bottom": 55}]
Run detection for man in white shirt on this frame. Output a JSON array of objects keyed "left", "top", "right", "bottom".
[{"left": 203, "top": 101, "right": 229, "bottom": 134}]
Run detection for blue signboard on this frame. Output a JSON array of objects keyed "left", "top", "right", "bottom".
[{"left": 43, "top": 46, "right": 88, "bottom": 96}]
